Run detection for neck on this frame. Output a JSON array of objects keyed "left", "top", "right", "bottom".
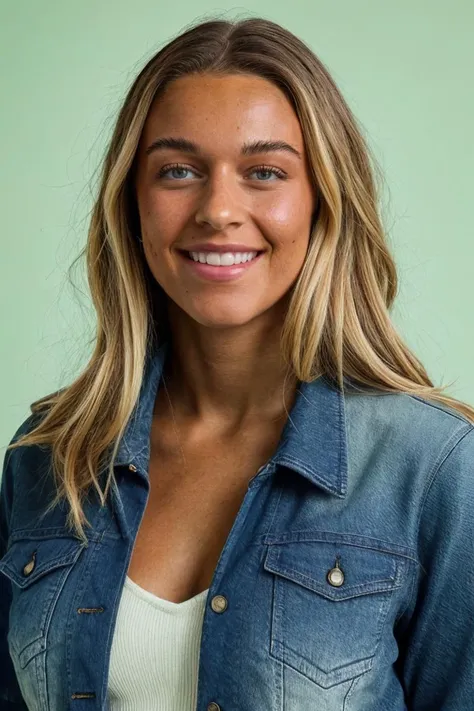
[{"left": 157, "top": 302, "right": 299, "bottom": 429}]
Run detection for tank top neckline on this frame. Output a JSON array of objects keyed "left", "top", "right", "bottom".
[{"left": 124, "top": 575, "right": 209, "bottom": 613}]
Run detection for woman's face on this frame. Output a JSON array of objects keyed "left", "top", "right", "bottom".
[{"left": 134, "top": 72, "right": 316, "bottom": 329}]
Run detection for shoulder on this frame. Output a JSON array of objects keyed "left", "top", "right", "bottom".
[
  {"left": 343, "top": 384, "right": 472, "bottom": 454},
  {"left": 4, "top": 407, "right": 48, "bottom": 450},
  {"left": 1, "top": 409, "right": 52, "bottom": 496},
  {"left": 342, "top": 386, "right": 474, "bottom": 504}
]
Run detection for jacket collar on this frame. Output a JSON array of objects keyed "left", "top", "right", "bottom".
[{"left": 113, "top": 340, "right": 348, "bottom": 498}]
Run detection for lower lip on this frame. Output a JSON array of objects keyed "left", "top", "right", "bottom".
[{"left": 178, "top": 251, "right": 264, "bottom": 282}]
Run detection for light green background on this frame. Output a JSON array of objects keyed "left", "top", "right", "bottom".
[{"left": 1, "top": 1, "right": 473, "bottom": 453}]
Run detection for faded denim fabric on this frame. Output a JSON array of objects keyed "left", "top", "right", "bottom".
[{"left": 1, "top": 340, "right": 473, "bottom": 710}]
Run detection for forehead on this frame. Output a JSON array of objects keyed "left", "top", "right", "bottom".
[{"left": 139, "top": 73, "right": 304, "bottom": 153}]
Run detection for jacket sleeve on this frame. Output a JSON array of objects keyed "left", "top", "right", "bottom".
[
  {"left": 399, "top": 425, "right": 474, "bottom": 709},
  {"left": 0, "top": 417, "right": 36, "bottom": 711}
]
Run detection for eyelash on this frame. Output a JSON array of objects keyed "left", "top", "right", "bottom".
[{"left": 156, "top": 162, "right": 287, "bottom": 181}]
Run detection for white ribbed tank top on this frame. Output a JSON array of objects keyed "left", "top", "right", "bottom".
[{"left": 107, "top": 575, "right": 209, "bottom": 710}]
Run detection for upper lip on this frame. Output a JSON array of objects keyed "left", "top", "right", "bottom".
[{"left": 179, "top": 243, "right": 264, "bottom": 253}]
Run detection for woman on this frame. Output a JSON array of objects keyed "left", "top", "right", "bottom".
[{"left": 1, "top": 16, "right": 473, "bottom": 711}]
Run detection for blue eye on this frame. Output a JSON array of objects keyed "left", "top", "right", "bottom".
[
  {"left": 249, "top": 166, "right": 286, "bottom": 181},
  {"left": 157, "top": 165, "right": 197, "bottom": 180},
  {"left": 157, "top": 163, "right": 287, "bottom": 182}
]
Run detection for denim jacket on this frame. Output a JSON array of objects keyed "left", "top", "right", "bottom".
[{"left": 1, "top": 340, "right": 473, "bottom": 711}]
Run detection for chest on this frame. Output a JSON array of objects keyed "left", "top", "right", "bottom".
[
  {"left": 126, "top": 420, "right": 284, "bottom": 603},
  {"left": 4, "top": 410, "right": 422, "bottom": 711}
]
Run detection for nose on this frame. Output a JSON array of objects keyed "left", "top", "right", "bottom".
[{"left": 194, "top": 171, "right": 246, "bottom": 231}]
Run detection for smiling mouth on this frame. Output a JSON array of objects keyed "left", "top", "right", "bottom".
[
  {"left": 179, "top": 250, "right": 264, "bottom": 266},
  {"left": 177, "top": 248, "right": 265, "bottom": 281}
]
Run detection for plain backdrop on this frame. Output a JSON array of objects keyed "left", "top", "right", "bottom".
[{"left": 1, "top": 0, "right": 473, "bottom": 456}]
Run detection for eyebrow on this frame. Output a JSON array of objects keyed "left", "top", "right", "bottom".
[{"left": 145, "top": 136, "right": 302, "bottom": 160}]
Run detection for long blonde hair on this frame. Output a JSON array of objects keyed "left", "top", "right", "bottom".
[{"left": 7, "top": 16, "right": 474, "bottom": 543}]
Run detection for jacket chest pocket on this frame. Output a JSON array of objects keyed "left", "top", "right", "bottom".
[
  {"left": 0, "top": 535, "right": 85, "bottom": 668},
  {"left": 263, "top": 539, "right": 404, "bottom": 689}
]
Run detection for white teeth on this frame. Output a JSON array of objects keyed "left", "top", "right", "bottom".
[{"left": 188, "top": 251, "right": 258, "bottom": 266}]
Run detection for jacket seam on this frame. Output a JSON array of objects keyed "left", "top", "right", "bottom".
[
  {"left": 408, "top": 394, "right": 472, "bottom": 425},
  {"left": 5, "top": 446, "right": 28, "bottom": 547},
  {"left": 413, "top": 423, "right": 473, "bottom": 584}
]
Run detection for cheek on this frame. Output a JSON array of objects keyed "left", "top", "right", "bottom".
[
  {"left": 142, "top": 237, "right": 159, "bottom": 270},
  {"left": 261, "top": 198, "right": 299, "bottom": 231},
  {"left": 139, "top": 190, "right": 188, "bottom": 242},
  {"left": 263, "top": 215, "right": 311, "bottom": 290},
  {"left": 259, "top": 187, "right": 313, "bottom": 241},
  {"left": 271, "top": 244, "right": 308, "bottom": 287},
  {"left": 262, "top": 203, "right": 311, "bottom": 259}
]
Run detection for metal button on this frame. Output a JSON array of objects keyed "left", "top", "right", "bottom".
[
  {"left": 210, "top": 595, "right": 228, "bottom": 613},
  {"left": 327, "top": 562, "right": 345, "bottom": 587},
  {"left": 128, "top": 464, "right": 137, "bottom": 472},
  {"left": 207, "top": 704, "right": 221, "bottom": 711},
  {"left": 23, "top": 552, "right": 37, "bottom": 576}
]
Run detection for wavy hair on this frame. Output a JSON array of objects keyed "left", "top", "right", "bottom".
[{"left": 7, "top": 16, "right": 474, "bottom": 543}]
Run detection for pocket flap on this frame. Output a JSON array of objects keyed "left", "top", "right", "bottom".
[
  {"left": 0, "top": 536, "right": 85, "bottom": 589},
  {"left": 263, "top": 540, "right": 400, "bottom": 601}
]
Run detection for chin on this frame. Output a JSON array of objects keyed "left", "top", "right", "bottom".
[{"left": 186, "top": 306, "right": 261, "bottom": 330}]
